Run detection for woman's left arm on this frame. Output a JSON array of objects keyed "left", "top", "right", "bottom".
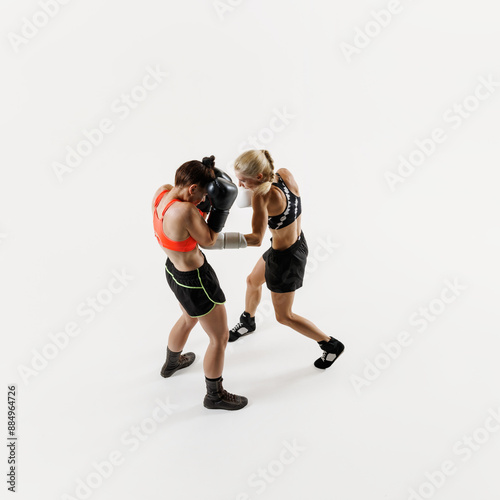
[{"left": 244, "top": 193, "right": 268, "bottom": 246}]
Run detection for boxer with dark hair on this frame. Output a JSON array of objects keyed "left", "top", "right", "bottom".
[{"left": 152, "top": 156, "right": 247, "bottom": 410}]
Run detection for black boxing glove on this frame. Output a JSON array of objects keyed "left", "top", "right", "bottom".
[
  {"left": 213, "top": 167, "right": 232, "bottom": 183},
  {"left": 206, "top": 177, "right": 238, "bottom": 232},
  {"left": 196, "top": 196, "right": 212, "bottom": 214},
  {"left": 198, "top": 156, "right": 216, "bottom": 214}
]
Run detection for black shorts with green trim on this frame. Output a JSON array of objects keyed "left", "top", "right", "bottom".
[
  {"left": 165, "top": 254, "right": 226, "bottom": 318},
  {"left": 262, "top": 231, "right": 308, "bottom": 293}
]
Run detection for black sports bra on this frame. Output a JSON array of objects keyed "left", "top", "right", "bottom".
[{"left": 268, "top": 174, "right": 302, "bottom": 230}]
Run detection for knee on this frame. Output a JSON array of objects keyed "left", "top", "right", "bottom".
[
  {"left": 210, "top": 330, "right": 228, "bottom": 348},
  {"left": 184, "top": 315, "right": 198, "bottom": 330},
  {"left": 247, "top": 272, "right": 264, "bottom": 289},
  {"left": 275, "top": 310, "right": 294, "bottom": 326},
  {"left": 246, "top": 274, "right": 256, "bottom": 288}
]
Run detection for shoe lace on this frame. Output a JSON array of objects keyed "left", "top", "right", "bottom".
[
  {"left": 221, "top": 389, "right": 238, "bottom": 402},
  {"left": 178, "top": 354, "right": 192, "bottom": 365},
  {"left": 230, "top": 322, "right": 243, "bottom": 333}
]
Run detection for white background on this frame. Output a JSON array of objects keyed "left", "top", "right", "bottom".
[{"left": 1, "top": 1, "right": 500, "bottom": 499}]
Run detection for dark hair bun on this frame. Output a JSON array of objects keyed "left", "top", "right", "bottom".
[{"left": 202, "top": 155, "right": 215, "bottom": 169}]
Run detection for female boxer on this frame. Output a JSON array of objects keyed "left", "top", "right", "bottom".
[
  {"left": 152, "top": 156, "right": 247, "bottom": 410},
  {"left": 229, "top": 150, "right": 345, "bottom": 369}
]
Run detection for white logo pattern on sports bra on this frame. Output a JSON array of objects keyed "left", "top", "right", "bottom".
[
  {"left": 294, "top": 191, "right": 298, "bottom": 220},
  {"left": 274, "top": 185, "right": 291, "bottom": 230}
]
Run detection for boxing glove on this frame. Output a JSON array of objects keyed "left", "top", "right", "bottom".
[
  {"left": 200, "top": 155, "right": 231, "bottom": 211},
  {"left": 201, "top": 156, "right": 232, "bottom": 182},
  {"left": 206, "top": 178, "right": 238, "bottom": 232},
  {"left": 200, "top": 232, "right": 247, "bottom": 250},
  {"left": 196, "top": 172, "right": 231, "bottom": 214},
  {"left": 213, "top": 167, "right": 232, "bottom": 183},
  {"left": 236, "top": 187, "right": 252, "bottom": 208},
  {"left": 196, "top": 196, "right": 212, "bottom": 214}
]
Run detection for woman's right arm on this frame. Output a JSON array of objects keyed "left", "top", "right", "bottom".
[
  {"left": 244, "top": 193, "right": 268, "bottom": 247},
  {"left": 184, "top": 205, "right": 219, "bottom": 248}
]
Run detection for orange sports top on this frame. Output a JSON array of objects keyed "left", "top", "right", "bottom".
[{"left": 153, "top": 190, "right": 202, "bottom": 252}]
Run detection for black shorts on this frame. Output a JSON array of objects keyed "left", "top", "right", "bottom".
[
  {"left": 165, "top": 254, "right": 226, "bottom": 318},
  {"left": 262, "top": 231, "right": 308, "bottom": 293}
]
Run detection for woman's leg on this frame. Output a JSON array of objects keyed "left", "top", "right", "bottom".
[
  {"left": 271, "top": 291, "right": 344, "bottom": 368},
  {"left": 198, "top": 304, "right": 248, "bottom": 410},
  {"left": 271, "top": 291, "right": 330, "bottom": 342},
  {"left": 244, "top": 257, "right": 266, "bottom": 316},
  {"left": 161, "top": 304, "right": 198, "bottom": 378},
  {"left": 197, "top": 304, "right": 229, "bottom": 379},
  {"left": 167, "top": 304, "right": 198, "bottom": 351},
  {"left": 229, "top": 258, "right": 266, "bottom": 341}
]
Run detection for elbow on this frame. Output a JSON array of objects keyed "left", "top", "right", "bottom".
[
  {"left": 254, "top": 231, "right": 266, "bottom": 247},
  {"left": 202, "top": 237, "right": 217, "bottom": 248},
  {"left": 206, "top": 231, "right": 221, "bottom": 247},
  {"left": 246, "top": 234, "right": 264, "bottom": 247}
]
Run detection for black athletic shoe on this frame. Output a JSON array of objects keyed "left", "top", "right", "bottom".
[
  {"left": 203, "top": 377, "right": 248, "bottom": 411},
  {"left": 160, "top": 347, "right": 195, "bottom": 378},
  {"left": 229, "top": 312, "right": 256, "bottom": 342},
  {"left": 314, "top": 337, "right": 344, "bottom": 369}
]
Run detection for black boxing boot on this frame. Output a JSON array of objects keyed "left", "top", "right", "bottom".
[
  {"left": 229, "top": 312, "right": 256, "bottom": 342},
  {"left": 160, "top": 347, "right": 195, "bottom": 378},
  {"left": 314, "top": 336, "right": 345, "bottom": 369},
  {"left": 203, "top": 377, "right": 248, "bottom": 411}
]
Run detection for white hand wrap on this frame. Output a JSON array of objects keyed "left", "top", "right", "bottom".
[
  {"left": 236, "top": 187, "right": 253, "bottom": 208},
  {"left": 202, "top": 232, "right": 247, "bottom": 250}
]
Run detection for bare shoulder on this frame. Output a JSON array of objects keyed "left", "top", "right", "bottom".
[
  {"left": 276, "top": 168, "right": 300, "bottom": 196},
  {"left": 276, "top": 168, "right": 291, "bottom": 177},
  {"left": 164, "top": 200, "right": 200, "bottom": 230},
  {"left": 252, "top": 191, "right": 268, "bottom": 208},
  {"left": 151, "top": 185, "right": 166, "bottom": 213},
  {"left": 152, "top": 184, "right": 173, "bottom": 203},
  {"left": 276, "top": 168, "right": 295, "bottom": 184},
  {"left": 170, "top": 199, "right": 197, "bottom": 217},
  {"left": 155, "top": 183, "right": 173, "bottom": 195}
]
